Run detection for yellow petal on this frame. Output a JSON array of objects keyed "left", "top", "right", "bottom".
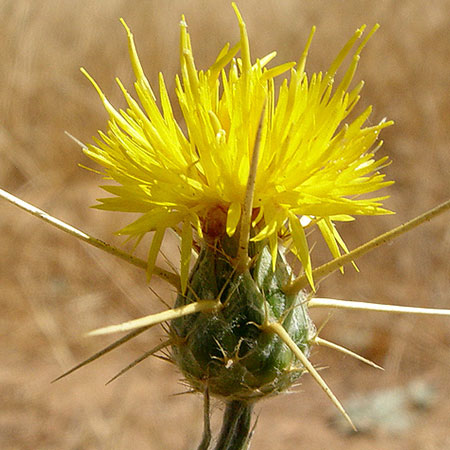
[
  {"left": 147, "top": 228, "right": 165, "bottom": 280},
  {"left": 226, "top": 201, "right": 242, "bottom": 236},
  {"left": 288, "top": 211, "right": 314, "bottom": 290}
]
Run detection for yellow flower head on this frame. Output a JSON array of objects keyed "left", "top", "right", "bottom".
[{"left": 83, "top": 3, "right": 393, "bottom": 291}]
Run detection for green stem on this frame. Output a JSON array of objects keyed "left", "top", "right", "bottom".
[
  {"left": 197, "top": 388, "right": 212, "bottom": 450},
  {"left": 214, "top": 401, "right": 254, "bottom": 450}
]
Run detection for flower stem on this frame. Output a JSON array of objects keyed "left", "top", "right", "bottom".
[
  {"left": 197, "top": 388, "right": 212, "bottom": 450},
  {"left": 214, "top": 401, "right": 254, "bottom": 450}
]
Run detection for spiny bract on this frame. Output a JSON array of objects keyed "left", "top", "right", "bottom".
[{"left": 171, "top": 228, "right": 314, "bottom": 401}]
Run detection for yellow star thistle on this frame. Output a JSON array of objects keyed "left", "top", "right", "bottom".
[
  {"left": 3, "top": 5, "right": 450, "bottom": 446},
  {"left": 82, "top": 3, "right": 393, "bottom": 292}
]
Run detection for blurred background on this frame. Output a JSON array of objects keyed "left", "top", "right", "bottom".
[{"left": 1, "top": 0, "right": 449, "bottom": 449}]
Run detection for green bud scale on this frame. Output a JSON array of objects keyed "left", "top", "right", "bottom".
[{"left": 170, "top": 229, "right": 315, "bottom": 402}]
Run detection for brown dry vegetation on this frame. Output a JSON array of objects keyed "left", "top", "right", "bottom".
[{"left": 1, "top": 1, "right": 449, "bottom": 449}]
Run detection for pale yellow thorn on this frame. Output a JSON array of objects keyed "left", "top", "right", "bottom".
[
  {"left": 285, "top": 199, "right": 450, "bottom": 294},
  {"left": 236, "top": 103, "right": 265, "bottom": 272},
  {"left": 65, "top": 131, "right": 87, "bottom": 149},
  {"left": 263, "top": 321, "right": 357, "bottom": 431},
  {"left": 52, "top": 327, "right": 149, "bottom": 383},
  {"left": 313, "top": 336, "right": 384, "bottom": 371},
  {"left": 308, "top": 298, "right": 450, "bottom": 316},
  {"left": 0, "top": 187, "right": 180, "bottom": 288},
  {"left": 106, "top": 338, "right": 173, "bottom": 385},
  {"left": 87, "top": 300, "right": 222, "bottom": 336}
]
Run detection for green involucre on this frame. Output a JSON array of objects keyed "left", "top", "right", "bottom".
[{"left": 171, "top": 234, "right": 315, "bottom": 401}]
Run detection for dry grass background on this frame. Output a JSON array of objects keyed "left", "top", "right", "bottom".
[{"left": 1, "top": 0, "right": 449, "bottom": 449}]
